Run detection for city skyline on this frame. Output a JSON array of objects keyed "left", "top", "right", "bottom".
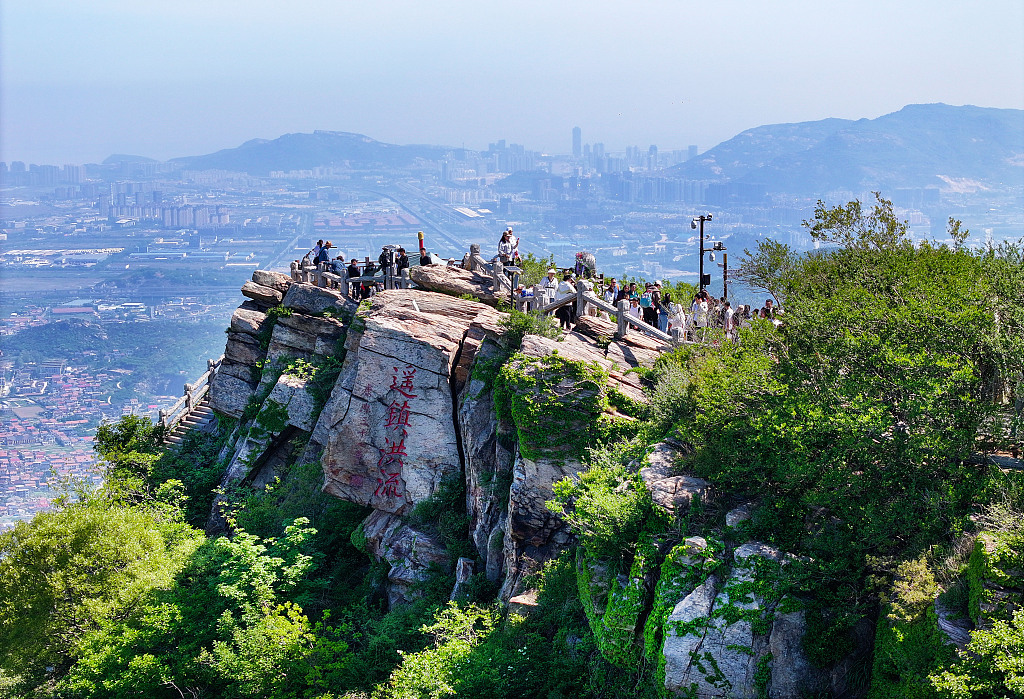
[{"left": 2, "top": 1, "right": 1022, "bottom": 165}]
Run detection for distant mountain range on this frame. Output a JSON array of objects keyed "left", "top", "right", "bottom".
[
  {"left": 668, "top": 104, "right": 1024, "bottom": 194},
  {"left": 161, "top": 104, "right": 1023, "bottom": 194},
  {"left": 169, "top": 130, "right": 449, "bottom": 174}
]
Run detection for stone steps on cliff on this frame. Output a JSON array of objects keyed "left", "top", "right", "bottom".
[{"left": 165, "top": 399, "right": 216, "bottom": 445}]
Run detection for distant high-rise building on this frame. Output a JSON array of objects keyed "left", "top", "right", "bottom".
[
  {"left": 687, "top": 145, "right": 698, "bottom": 160},
  {"left": 572, "top": 127, "right": 582, "bottom": 158}
]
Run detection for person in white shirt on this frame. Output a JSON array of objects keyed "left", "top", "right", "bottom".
[
  {"left": 554, "top": 273, "right": 577, "bottom": 328},
  {"left": 723, "top": 301, "right": 735, "bottom": 341},
  {"left": 497, "top": 229, "right": 518, "bottom": 265},
  {"left": 627, "top": 298, "right": 643, "bottom": 322},
  {"left": 540, "top": 269, "right": 558, "bottom": 305},
  {"left": 691, "top": 293, "right": 709, "bottom": 329},
  {"left": 603, "top": 279, "right": 619, "bottom": 306}
]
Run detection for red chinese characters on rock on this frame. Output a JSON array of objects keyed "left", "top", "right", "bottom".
[{"left": 374, "top": 365, "right": 418, "bottom": 499}]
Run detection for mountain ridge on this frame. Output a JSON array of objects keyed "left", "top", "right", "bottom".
[
  {"left": 669, "top": 103, "right": 1024, "bottom": 193},
  {"left": 155, "top": 103, "right": 1024, "bottom": 193}
]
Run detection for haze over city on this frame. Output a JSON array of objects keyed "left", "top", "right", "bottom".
[{"left": 2, "top": 0, "right": 1023, "bottom": 164}]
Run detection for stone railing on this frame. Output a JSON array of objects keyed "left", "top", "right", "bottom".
[
  {"left": 289, "top": 255, "right": 416, "bottom": 296},
  {"left": 528, "top": 285, "right": 680, "bottom": 347},
  {"left": 158, "top": 356, "right": 222, "bottom": 433},
  {"left": 287, "top": 244, "right": 686, "bottom": 347}
]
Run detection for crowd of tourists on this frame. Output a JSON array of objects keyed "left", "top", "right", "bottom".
[
  {"left": 302, "top": 231, "right": 782, "bottom": 342},
  {"left": 526, "top": 271, "right": 780, "bottom": 339}
]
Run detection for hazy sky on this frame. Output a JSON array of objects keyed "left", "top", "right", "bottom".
[{"left": 2, "top": 0, "right": 1022, "bottom": 164}]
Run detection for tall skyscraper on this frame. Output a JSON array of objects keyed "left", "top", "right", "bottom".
[
  {"left": 572, "top": 126, "right": 582, "bottom": 158},
  {"left": 687, "top": 145, "right": 699, "bottom": 160}
]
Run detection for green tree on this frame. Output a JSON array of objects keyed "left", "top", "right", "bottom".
[{"left": 0, "top": 495, "right": 203, "bottom": 684}]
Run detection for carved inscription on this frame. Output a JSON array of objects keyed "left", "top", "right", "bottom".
[{"left": 374, "top": 365, "right": 418, "bottom": 499}]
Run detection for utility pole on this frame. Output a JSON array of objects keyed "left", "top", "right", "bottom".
[
  {"left": 722, "top": 251, "right": 728, "bottom": 299},
  {"left": 692, "top": 214, "right": 712, "bottom": 291}
]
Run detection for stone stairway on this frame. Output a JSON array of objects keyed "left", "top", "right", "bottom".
[{"left": 165, "top": 399, "right": 216, "bottom": 446}]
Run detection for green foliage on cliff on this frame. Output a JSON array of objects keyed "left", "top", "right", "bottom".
[
  {"left": 869, "top": 557, "right": 951, "bottom": 699},
  {"left": 548, "top": 195, "right": 1024, "bottom": 691},
  {"left": 494, "top": 354, "right": 611, "bottom": 462}
]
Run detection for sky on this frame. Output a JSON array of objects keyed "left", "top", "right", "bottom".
[{"left": 2, "top": 0, "right": 1023, "bottom": 165}]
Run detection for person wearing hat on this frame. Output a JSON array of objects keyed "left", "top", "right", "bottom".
[
  {"left": 541, "top": 268, "right": 558, "bottom": 305},
  {"left": 497, "top": 228, "right": 517, "bottom": 266}
]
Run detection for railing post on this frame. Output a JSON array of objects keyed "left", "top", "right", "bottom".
[
  {"left": 616, "top": 300, "right": 629, "bottom": 338},
  {"left": 492, "top": 258, "right": 503, "bottom": 293},
  {"left": 184, "top": 382, "right": 194, "bottom": 411},
  {"left": 158, "top": 409, "right": 168, "bottom": 430},
  {"left": 575, "top": 284, "right": 586, "bottom": 318},
  {"left": 290, "top": 260, "right": 300, "bottom": 281},
  {"left": 671, "top": 327, "right": 684, "bottom": 346},
  {"left": 400, "top": 269, "right": 411, "bottom": 289}
]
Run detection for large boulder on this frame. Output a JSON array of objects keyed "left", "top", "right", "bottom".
[
  {"left": 209, "top": 371, "right": 258, "bottom": 418},
  {"left": 282, "top": 283, "right": 351, "bottom": 315},
  {"left": 264, "top": 312, "right": 346, "bottom": 369},
  {"left": 320, "top": 290, "right": 503, "bottom": 515},
  {"left": 252, "top": 269, "right": 293, "bottom": 293},
  {"left": 224, "top": 332, "right": 264, "bottom": 366},
  {"left": 408, "top": 264, "right": 502, "bottom": 305},
  {"left": 661, "top": 543, "right": 812, "bottom": 698},
  {"left": 230, "top": 307, "right": 268, "bottom": 335},
  {"left": 241, "top": 280, "right": 283, "bottom": 306}
]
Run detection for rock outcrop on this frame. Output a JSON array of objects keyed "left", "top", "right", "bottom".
[
  {"left": 318, "top": 291, "right": 503, "bottom": 515},
  {"left": 205, "top": 270, "right": 867, "bottom": 695}
]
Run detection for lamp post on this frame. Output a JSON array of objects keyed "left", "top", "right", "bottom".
[{"left": 691, "top": 214, "right": 713, "bottom": 291}]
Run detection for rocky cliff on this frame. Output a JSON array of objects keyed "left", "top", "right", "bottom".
[{"left": 206, "top": 268, "right": 877, "bottom": 697}]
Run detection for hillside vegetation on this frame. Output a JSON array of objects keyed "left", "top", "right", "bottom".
[{"left": 2, "top": 195, "right": 1024, "bottom": 698}]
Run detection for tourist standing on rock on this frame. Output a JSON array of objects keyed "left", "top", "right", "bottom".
[
  {"left": 346, "top": 259, "right": 361, "bottom": 296},
  {"left": 316, "top": 241, "right": 333, "bottom": 265},
  {"left": 604, "top": 279, "right": 619, "bottom": 305},
  {"left": 692, "top": 292, "right": 709, "bottom": 329},
  {"left": 658, "top": 291, "right": 672, "bottom": 333},
  {"left": 640, "top": 284, "right": 657, "bottom": 327},
  {"left": 628, "top": 297, "right": 643, "bottom": 323},
  {"left": 723, "top": 301, "right": 736, "bottom": 341},
  {"left": 554, "top": 273, "right": 577, "bottom": 328},
  {"left": 541, "top": 268, "right": 558, "bottom": 305},
  {"left": 396, "top": 247, "right": 410, "bottom": 274},
  {"left": 497, "top": 228, "right": 518, "bottom": 266},
  {"left": 667, "top": 294, "right": 685, "bottom": 332}
]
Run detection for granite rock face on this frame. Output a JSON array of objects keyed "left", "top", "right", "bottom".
[
  {"left": 640, "top": 442, "right": 712, "bottom": 517},
  {"left": 204, "top": 273, "right": 875, "bottom": 689},
  {"left": 241, "top": 280, "right": 283, "bottom": 306},
  {"left": 282, "top": 284, "right": 351, "bottom": 315},
  {"left": 362, "top": 509, "right": 451, "bottom": 608},
  {"left": 319, "top": 290, "right": 503, "bottom": 516},
  {"left": 458, "top": 337, "right": 514, "bottom": 583}
]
